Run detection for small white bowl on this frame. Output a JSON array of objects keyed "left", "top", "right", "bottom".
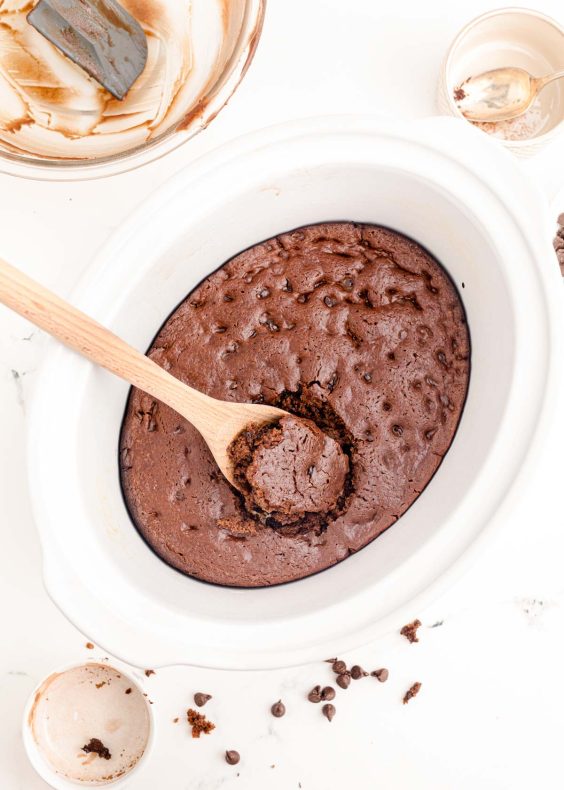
[
  {"left": 438, "top": 7, "right": 564, "bottom": 157},
  {"left": 22, "top": 659, "right": 154, "bottom": 789}
]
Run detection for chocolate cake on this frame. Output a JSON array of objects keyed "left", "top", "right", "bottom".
[{"left": 119, "top": 222, "right": 470, "bottom": 586}]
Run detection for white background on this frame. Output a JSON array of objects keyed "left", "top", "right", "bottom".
[{"left": 2, "top": 1, "right": 564, "bottom": 788}]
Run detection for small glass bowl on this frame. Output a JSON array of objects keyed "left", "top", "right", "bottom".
[
  {"left": 438, "top": 7, "right": 564, "bottom": 158},
  {"left": 0, "top": 0, "right": 265, "bottom": 181}
]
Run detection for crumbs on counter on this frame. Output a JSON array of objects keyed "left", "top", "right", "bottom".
[
  {"left": 403, "top": 682, "right": 422, "bottom": 705},
  {"left": 187, "top": 708, "right": 215, "bottom": 738},
  {"left": 144, "top": 669, "right": 155, "bottom": 677},
  {"left": 400, "top": 619, "right": 422, "bottom": 643},
  {"left": 82, "top": 738, "right": 111, "bottom": 760},
  {"left": 85, "top": 642, "right": 94, "bottom": 650}
]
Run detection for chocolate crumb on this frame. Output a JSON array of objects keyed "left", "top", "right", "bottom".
[
  {"left": 403, "top": 682, "right": 422, "bottom": 704},
  {"left": 225, "top": 750, "right": 240, "bottom": 765},
  {"left": 321, "top": 686, "right": 335, "bottom": 701},
  {"left": 271, "top": 700, "right": 286, "bottom": 718},
  {"left": 308, "top": 685, "right": 322, "bottom": 703},
  {"left": 173, "top": 717, "right": 179, "bottom": 723},
  {"left": 194, "top": 692, "right": 212, "bottom": 707},
  {"left": 350, "top": 665, "right": 367, "bottom": 680},
  {"left": 85, "top": 642, "right": 94, "bottom": 650},
  {"left": 144, "top": 669, "right": 155, "bottom": 677},
  {"left": 324, "top": 657, "right": 337, "bottom": 663},
  {"left": 371, "top": 668, "right": 389, "bottom": 683},
  {"left": 322, "top": 703, "right": 336, "bottom": 722},
  {"left": 400, "top": 619, "right": 422, "bottom": 643},
  {"left": 336, "top": 673, "right": 351, "bottom": 689},
  {"left": 95, "top": 682, "right": 106, "bottom": 689},
  {"left": 125, "top": 688, "right": 132, "bottom": 694},
  {"left": 82, "top": 738, "right": 111, "bottom": 760},
  {"left": 453, "top": 86, "right": 466, "bottom": 102},
  {"left": 187, "top": 708, "right": 215, "bottom": 738},
  {"left": 332, "top": 660, "right": 347, "bottom": 674}
]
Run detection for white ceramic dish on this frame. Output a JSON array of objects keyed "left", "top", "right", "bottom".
[
  {"left": 22, "top": 658, "right": 155, "bottom": 789},
  {"left": 438, "top": 8, "right": 564, "bottom": 158},
  {"left": 27, "top": 116, "right": 563, "bottom": 670}
]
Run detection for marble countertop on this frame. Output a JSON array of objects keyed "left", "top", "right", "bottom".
[{"left": 2, "top": 1, "right": 564, "bottom": 788}]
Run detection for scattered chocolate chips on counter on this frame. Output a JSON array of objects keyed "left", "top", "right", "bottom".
[
  {"left": 187, "top": 708, "right": 216, "bottom": 738},
  {"left": 400, "top": 619, "right": 422, "bottom": 643},
  {"left": 332, "top": 660, "right": 347, "bottom": 674},
  {"left": 336, "top": 672, "right": 351, "bottom": 689},
  {"left": 225, "top": 750, "right": 240, "bottom": 765},
  {"left": 371, "top": 668, "right": 389, "bottom": 683},
  {"left": 322, "top": 703, "right": 336, "bottom": 722},
  {"left": 271, "top": 700, "right": 286, "bottom": 718},
  {"left": 351, "top": 665, "right": 368, "bottom": 679},
  {"left": 403, "top": 682, "right": 422, "bottom": 705},
  {"left": 321, "top": 686, "right": 335, "bottom": 701},
  {"left": 82, "top": 738, "right": 111, "bottom": 760},
  {"left": 144, "top": 669, "right": 155, "bottom": 677},
  {"left": 554, "top": 213, "right": 564, "bottom": 275},
  {"left": 194, "top": 692, "right": 212, "bottom": 707}
]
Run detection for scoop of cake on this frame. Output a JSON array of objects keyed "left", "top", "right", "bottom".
[{"left": 229, "top": 416, "right": 349, "bottom": 520}]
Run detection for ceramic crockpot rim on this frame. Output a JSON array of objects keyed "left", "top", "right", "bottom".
[{"left": 26, "top": 116, "right": 563, "bottom": 669}]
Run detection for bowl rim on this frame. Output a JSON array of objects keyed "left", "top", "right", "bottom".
[
  {"left": 443, "top": 6, "right": 564, "bottom": 148},
  {"left": 0, "top": 0, "right": 266, "bottom": 181},
  {"left": 25, "top": 115, "right": 564, "bottom": 669}
]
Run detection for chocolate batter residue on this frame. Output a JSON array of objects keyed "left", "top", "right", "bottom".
[{"left": 120, "top": 222, "right": 470, "bottom": 587}]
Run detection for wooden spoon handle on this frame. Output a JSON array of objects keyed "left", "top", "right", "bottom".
[{"left": 0, "top": 257, "right": 213, "bottom": 434}]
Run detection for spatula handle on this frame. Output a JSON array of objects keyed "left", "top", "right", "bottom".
[{"left": 0, "top": 257, "right": 211, "bottom": 430}]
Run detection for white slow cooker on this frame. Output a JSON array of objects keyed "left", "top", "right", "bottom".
[{"left": 27, "top": 116, "right": 563, "bottom": 669}]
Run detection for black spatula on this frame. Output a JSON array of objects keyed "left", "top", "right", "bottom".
[{"left": 27, "top": 0, "right": 148, "bottom": 100}]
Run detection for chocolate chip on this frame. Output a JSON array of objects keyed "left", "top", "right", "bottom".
[
  {"left": 225, "top": 750, "right": 240, "bottom": 765},
  {"left": 332, "top": 660, "right": 347, "bottom": 674},
  {"left": 223, "top": 294, "right": 234, "bottom": 302},
  {"left": 271, "top": 700, "right": 286, "bottom": 717},
  {"left": 194, "top": 692, "right": 212, "bottom": 707},
  {"left": 437, "top": 351, "right": 448, "bottom": 367},
  {"left": 297, "top": 294, "right": 308, "bottom": 304},
  {"left": 382, "top": 401, "right": 392, "bottom": 412},
  {"left": 350, "top": 665, "right": 367, "bottom": 680},
  {"left": 322, "top": 703, "right": 336, "bottom": 722},
  {"left": 341, "top": 277, "right": 354, "bottom": 290},
  {"left": 392, "top": 424, "right": 403, "bottom": 436},
  {"left": 371, "top": 668, "right": 389, "bottom": 682},
  {"left": 308, "top": 685, "right": 322, "bottom": 703},
  {"left": 336, "top": 673, "right": 351, "bottom": 689},
  {"left": 363, "top": 372, "right": 372, "bottom": 382},
  {"left": 257, "top": 287, "right": 271, "bottom": 299},
  {"left": 125, "top": 688, "right": 132, "bottom": 694},
  {"left": 321, "top": 686, "right": 335, "bottom": 701},
  {"left": 324, "top": 296, "right": 336, "bottom": 307},
  {"left": 282, "top": 279, "right": 293, "bottom": 292}
]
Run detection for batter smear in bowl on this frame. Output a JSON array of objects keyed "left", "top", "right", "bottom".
[{"left": 119, "top": 222, "right": 470, "bottom": 587}]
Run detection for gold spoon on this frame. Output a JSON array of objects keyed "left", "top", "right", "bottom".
[
  {"left": 0, "top": 257, "right": 288, "bottom": 487},
  {"left": 454, "top": 66, "right": 564, "bottom": 122}
]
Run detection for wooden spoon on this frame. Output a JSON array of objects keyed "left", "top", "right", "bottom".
[{"left": 0, "top": 258, "right": 288, "bottom": 487}]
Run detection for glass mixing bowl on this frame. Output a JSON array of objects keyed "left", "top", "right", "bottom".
[{"left": 0, "top": 0, "right": 265, "bottom": 180}]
